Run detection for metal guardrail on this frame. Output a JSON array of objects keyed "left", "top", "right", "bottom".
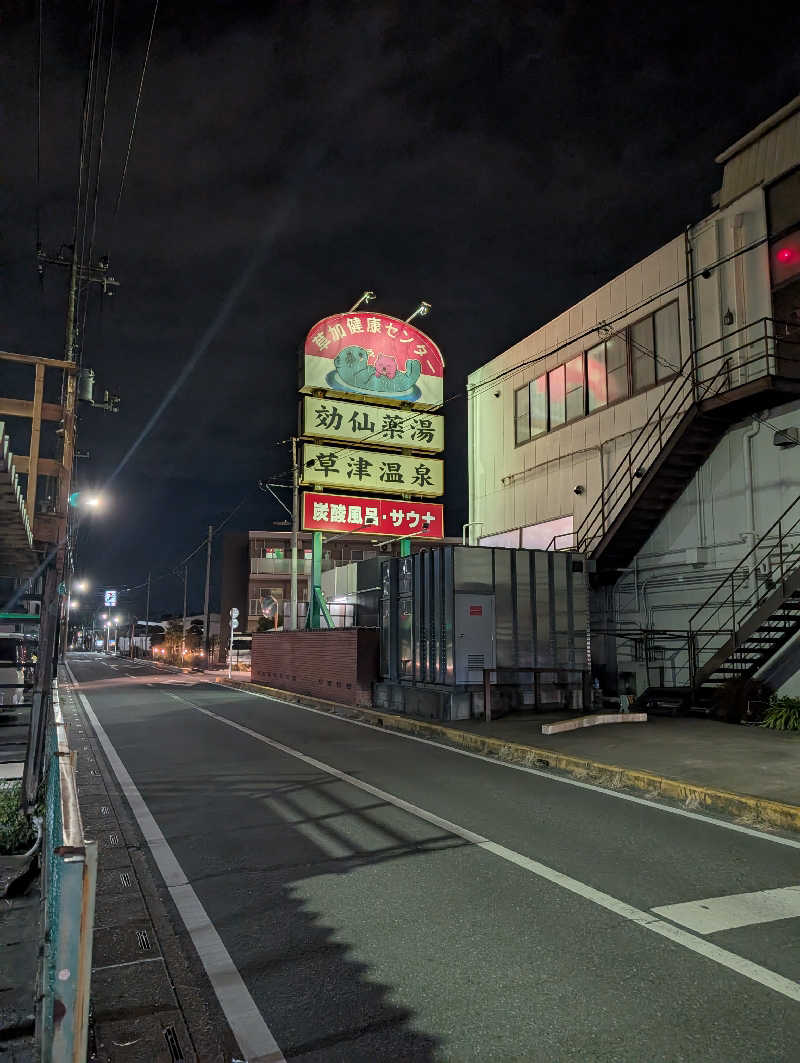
[
  {"left": 574, "top": 318, "right": 800, "bottom": 556},
  {"left": 40, "top": 682, "right": 97, "bottom": 1062}
]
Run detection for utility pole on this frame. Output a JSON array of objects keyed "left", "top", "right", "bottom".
[
  {"left": 182, "top": 563, "right": 188, "bottom": 659},
  {"left": 202, "top": 525, "right": 213, "bottom": 660},
  {"left": 290, "top": 437, "right": 299, "bottom": 631},
  {"left": 144, "top": 571, "right": 151, "bottom": 658}
]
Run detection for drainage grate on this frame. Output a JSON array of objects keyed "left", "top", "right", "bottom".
[
  {"left": 135, "top": 928, "right": 151, "bottom": 951},
  {"left": 119, "top": 871, "right": 132, "bottom": 888},
  {"left": 108, "top": 833, "right": 120, "bottom": 847},
  {"left": 162, "top": 1024, "right": 185, "bottom": 1062}
]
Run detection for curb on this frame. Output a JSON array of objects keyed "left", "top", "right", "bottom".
[{"left": 215, "top": 677, "right": 800, "bottom": 835}]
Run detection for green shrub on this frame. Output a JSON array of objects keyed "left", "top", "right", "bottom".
[
  {"left": 0, "top": 781, "right": 35, "bottom": 854},
  {"left": 761, "top": 695, "right": 800, "bottom": 731}
]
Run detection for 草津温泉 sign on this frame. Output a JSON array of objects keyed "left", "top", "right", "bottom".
[
  {"left": 302, "top": 395, "right": 444, "bottom": 453},
  {"left": 302, "top": 311, "right": 444, "bottom": 408},
  {"left": 300, "top": 443, "right": 443, "bottom": 497},
  {"left": 303, "top": 492, "right": 444, "bottom": 538}
]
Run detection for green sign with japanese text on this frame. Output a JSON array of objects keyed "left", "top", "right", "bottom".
[
  {"left": 303, "top": 395, "right": 444, "bottom": 453},
  {"left": 300, "top": 443, "right": 443, "bottom": 497}
]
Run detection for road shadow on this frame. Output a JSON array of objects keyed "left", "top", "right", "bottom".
[{"left": 77, "top": 695, "right": 452, "bottom": 1062}]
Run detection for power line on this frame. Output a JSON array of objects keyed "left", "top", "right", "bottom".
[
  {"left": 468, "top": 233, "right": 771, "bottom": 397},
  {"left": 75, "top": 0, "right": 112, "bottom": 361},
  {"left": 112, "top": 0, "right": 159, "bottom": 223},
  {"left": 78, "top": 0, "right": 118, "bottom": 363}
]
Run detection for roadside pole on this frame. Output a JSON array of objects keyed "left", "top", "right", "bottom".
[
  {"left": 202, "top": 525, "right": 213, "bottom": 658},
  {"left": 182, "top": 563, "right": 188, "bottom": 659},
  {"left": 144, "top": 571, "right": 151, "bottom": 659},
  {"left": 290, "top": 436, "right": 299, "bottom": 631},
  {"left": 227, "top": 607, "right": 239, "bottom": 679}
]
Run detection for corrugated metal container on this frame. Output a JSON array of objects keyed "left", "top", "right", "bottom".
[{"left": 379, "top": 546, "right": 590, "bottom": 713}]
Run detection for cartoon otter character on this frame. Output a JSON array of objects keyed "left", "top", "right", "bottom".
[
  {"left": 333, "top": 345, "right": 421, "bottom": 394},
  {"left": 334, "top": 346, "right": 376, "bottom": 389}
]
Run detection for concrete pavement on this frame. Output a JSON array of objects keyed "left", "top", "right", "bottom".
[{"left": 66, "top": 653, "right": 800, "bottom": 1062}]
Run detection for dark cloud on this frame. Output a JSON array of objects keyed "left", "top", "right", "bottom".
[{"left": 3, "top": 1, "right": 800, "bottom": 613}]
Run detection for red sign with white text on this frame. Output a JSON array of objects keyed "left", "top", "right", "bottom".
[{"left": 303, "top": 492, "right": 444, "bottom": 539}]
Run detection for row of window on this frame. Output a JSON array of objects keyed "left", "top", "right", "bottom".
[
  {"left": 514, "top": 301, "right": 681, "bottom": 445},
  {"left": 250, "top": 543, "right": 371, "bottom": 561}
]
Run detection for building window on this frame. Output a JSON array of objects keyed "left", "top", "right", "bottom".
[
  {"left": 631, "top": 316, "right": 655, "bottom": 392},
  {"left": 565, "top": 354, "right": 585, "bottom": 421},
  {"left": 586, "top": 342, "right": 607, "bottom": 412},
  {"left": 508, "top": 300, "right": 680, "bottom": 448},
  {"left": 605, "top": 333, "right": 628, "bottom": 403},
  {"left": 548, "top": 364, "right": 566, "bottom": 427},
  {"left": 654, "top": 302, "right": 680, "bottom": 378},
  {"left": 350, "top": 549, "right": 364, "bottom": 560},
  {"left": 514, "top": 384, "right": 530, "bottom": 444},
  {"left": 530, "top": 374, "right": 547, "bottom": 438},
  {"left": 767, "top": 167, "right": 800, "bottom": 238},
  {"left": 521, "top": 515, "right": 574, "bottom": 550}
]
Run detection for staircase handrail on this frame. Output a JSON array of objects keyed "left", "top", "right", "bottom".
[
  {"left": 689, "top": 493, "right": 800, "bottom": 639},
  {"left": 574, "top": 359, "right": 693, "bottom": 553},
  {"left": 575, "top": 317, "right": 782, "bottom": 555}
]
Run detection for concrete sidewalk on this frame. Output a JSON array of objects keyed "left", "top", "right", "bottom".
[
  {"left": 217, "top": 676, "right": 800, "bottom": 833},
  {"left": 448, "top": 712, "right": 800, "bottom": 809}
]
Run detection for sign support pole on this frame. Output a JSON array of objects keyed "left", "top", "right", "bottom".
[
  {"left": 308, "top": 531, "right": 322, "bottom": 629},
  {"left": 306, "top": 531, "right": 333, "bottom": 630},
  {"left": 290, "top": 437, "right": 299, "bottom": 630}
]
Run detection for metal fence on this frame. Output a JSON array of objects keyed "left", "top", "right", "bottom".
[{"left": 39, "top": 682, "right": 97, "bottom": 1062}]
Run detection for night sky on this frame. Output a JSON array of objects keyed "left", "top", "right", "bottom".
[{"left": 4, "top": 2, "right": 800, "bottom": 617}]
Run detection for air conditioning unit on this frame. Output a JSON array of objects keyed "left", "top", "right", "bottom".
[{"left": 773, "top": 427, "right": 799, "bottom": 449}]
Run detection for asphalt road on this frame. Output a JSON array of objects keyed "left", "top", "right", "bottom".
[{"left": 66, "top": 653, "right": 800, "bottom": 1063}]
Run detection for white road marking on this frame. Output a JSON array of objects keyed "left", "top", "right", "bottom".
[
  {"left": 653, "top": 886, "right": 800, "bottom": 935},
  {"left": 212, "top": 681, "right": 800, "bottom": 851},
  {"left": 92, "top": 956, "right": 164, "bottom": 973},
  {"left": 165, "top": 689, "right": 800, "bottom": 1005},
  {"left": 65, "top": 665, "right": 286, "bottom": 1063}
]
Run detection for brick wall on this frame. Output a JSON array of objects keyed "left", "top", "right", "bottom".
[{"left": 251, "top": 628, "right": 379, "bottom": 707}]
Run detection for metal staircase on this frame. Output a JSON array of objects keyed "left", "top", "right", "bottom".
[
  {"left": 574, "top": 318, "right": 800, "bottom": 580},
  {"left": 688, "top": 495, "right": 800, "bottom": 696}
]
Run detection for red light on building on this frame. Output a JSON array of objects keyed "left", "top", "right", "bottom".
[{"left": 777, "top": 247, "right": 795, "bottom": 264}]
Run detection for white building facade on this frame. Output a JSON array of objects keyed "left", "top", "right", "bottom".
[{"left": 468, "top": 98, "right": 800, "bottom": 703}]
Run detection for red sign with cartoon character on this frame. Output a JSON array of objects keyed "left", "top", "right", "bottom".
[{"left": 302, "top": 311, "right": 444, "bottom": 409}]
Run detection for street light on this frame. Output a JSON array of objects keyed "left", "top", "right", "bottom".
[
  {"left": 76, "top": 579, "right": 89, "bottom": 593},
  {"left": 68, "top": 491, "right": 104, "bottom": 509},
  {"left": 69, "top": 600, "right": 80, "bottom": 609}
]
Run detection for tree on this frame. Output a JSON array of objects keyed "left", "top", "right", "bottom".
[
  {"left": 163, "top": 620, "right": 185, "bottom": 658},
  {"left": 186, "top": 619, "right": 203, "bottom": 650}
]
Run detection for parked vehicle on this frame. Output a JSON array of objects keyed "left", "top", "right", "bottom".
[{"left": 0, "top": 633, "right": 38, "bottom": 707}]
